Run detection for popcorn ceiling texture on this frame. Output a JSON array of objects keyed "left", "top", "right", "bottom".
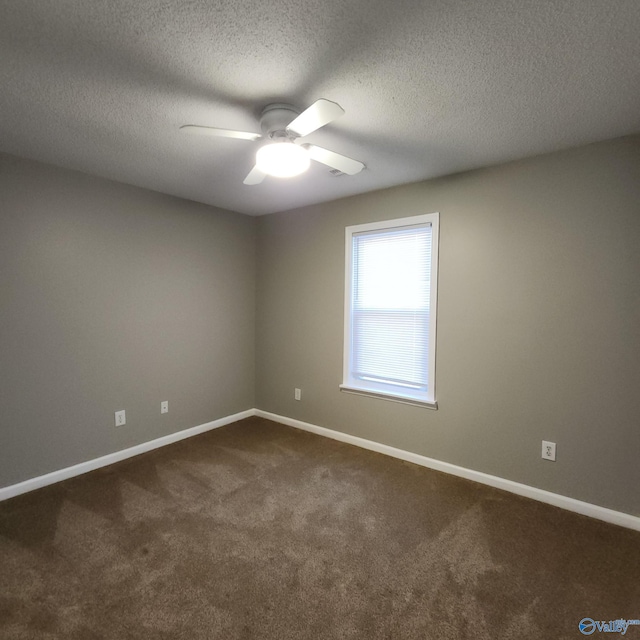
[{"left": 0, "top": 0, "right": 639, "bottom": 215}]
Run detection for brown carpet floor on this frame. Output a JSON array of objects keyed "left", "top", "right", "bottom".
[{"left": 1, "top": 416, "right": 639, "bottom": 639}]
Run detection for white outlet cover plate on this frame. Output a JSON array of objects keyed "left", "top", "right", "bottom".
[
  {"left": 161, "top": 401, "right": 168, "bottom": 414},
  {"left": 542, "top": 440, "right": 556, "bottom": 461},
  {"left": 115, "top": 410, "right": 126, "bottom": 427}
]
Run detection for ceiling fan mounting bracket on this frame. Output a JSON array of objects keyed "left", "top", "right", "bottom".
[{"left": 259, "top": 103, "right": 300, "bottom": 139}]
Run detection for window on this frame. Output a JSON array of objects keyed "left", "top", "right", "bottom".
[{"left": 341, "top": 213, "right": 439, "bottom": 408}]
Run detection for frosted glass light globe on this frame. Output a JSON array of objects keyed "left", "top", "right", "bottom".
[{"left": 256, "top": 142, "right": 310, "bottom": 178}]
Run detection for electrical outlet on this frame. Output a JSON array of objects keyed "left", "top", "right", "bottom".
[
  {"left": 115, "top": 410, "right": 126, "bottom": 427},
  {"left": 542, "top": 440, "right": 556, "bottom": 461},
  {"left": 294, "top": 388, "right": 302, "bottom": 401},
  {"left": 161, "top": 401, "right": 168, "bottom": 414}
]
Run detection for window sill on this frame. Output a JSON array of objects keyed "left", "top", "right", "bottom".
[{"left": 339, "top": 385, "right": 438, "bottom": 410}]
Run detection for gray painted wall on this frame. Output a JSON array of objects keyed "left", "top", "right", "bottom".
[
  {"left": 256, "top": 136, "right": 640, "bottom": 516},
  {"left": 0, "top": 153, "right": 256, "bottom": 487},
  {"left": 2, "top": 137, "right": 639, "bottom": 517}
]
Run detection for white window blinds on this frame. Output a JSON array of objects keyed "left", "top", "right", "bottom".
[{"left": 343, "top": 214, "right": 438, "bottom": 406}]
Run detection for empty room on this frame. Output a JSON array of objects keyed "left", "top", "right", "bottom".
[{"left": 1, "top": 1, "right": 639, "bottom": 638}]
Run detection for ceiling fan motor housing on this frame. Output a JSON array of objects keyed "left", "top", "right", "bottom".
[{"left": 260, "top": 104, "right": 300, "bottom": 140}]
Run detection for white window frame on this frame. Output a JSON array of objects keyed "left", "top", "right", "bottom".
[{"left": 340, "top": 213, "right": 439, "bottom": 409}]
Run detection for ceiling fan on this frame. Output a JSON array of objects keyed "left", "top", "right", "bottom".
[{"left": 180, "top": 99, "right": 365, "bottom": 185}]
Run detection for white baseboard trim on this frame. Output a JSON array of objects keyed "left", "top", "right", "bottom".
[
  {"left": 0, "top": 409, "right": 256, "bottom": 502},
  {"left": 255, "top": 409, "right": 640, "bottom": 532},
  {"left": 4, "top": 407, "right": 638, "bottom": 532}
]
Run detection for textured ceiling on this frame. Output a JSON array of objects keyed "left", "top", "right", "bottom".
[{"left": 1, "top": 0, "right": 639, "bottom": 215}]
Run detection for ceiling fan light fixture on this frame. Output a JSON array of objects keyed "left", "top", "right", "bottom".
[{"left": 256, "top": 142, "right": 310, "bottom": 178}]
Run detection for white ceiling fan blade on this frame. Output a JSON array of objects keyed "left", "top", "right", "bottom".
[
  {"left": 180, "top": 125, "right": 261, "bottom": 141},
  {"left": 243, "top": 165, "right": 266, "bottom": 185},
  {"left": 286, "top": 99, "right": 345, "bottom": 137},
  {"left": 303, "top": 144, "right": 365, "bottom": 175}
]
